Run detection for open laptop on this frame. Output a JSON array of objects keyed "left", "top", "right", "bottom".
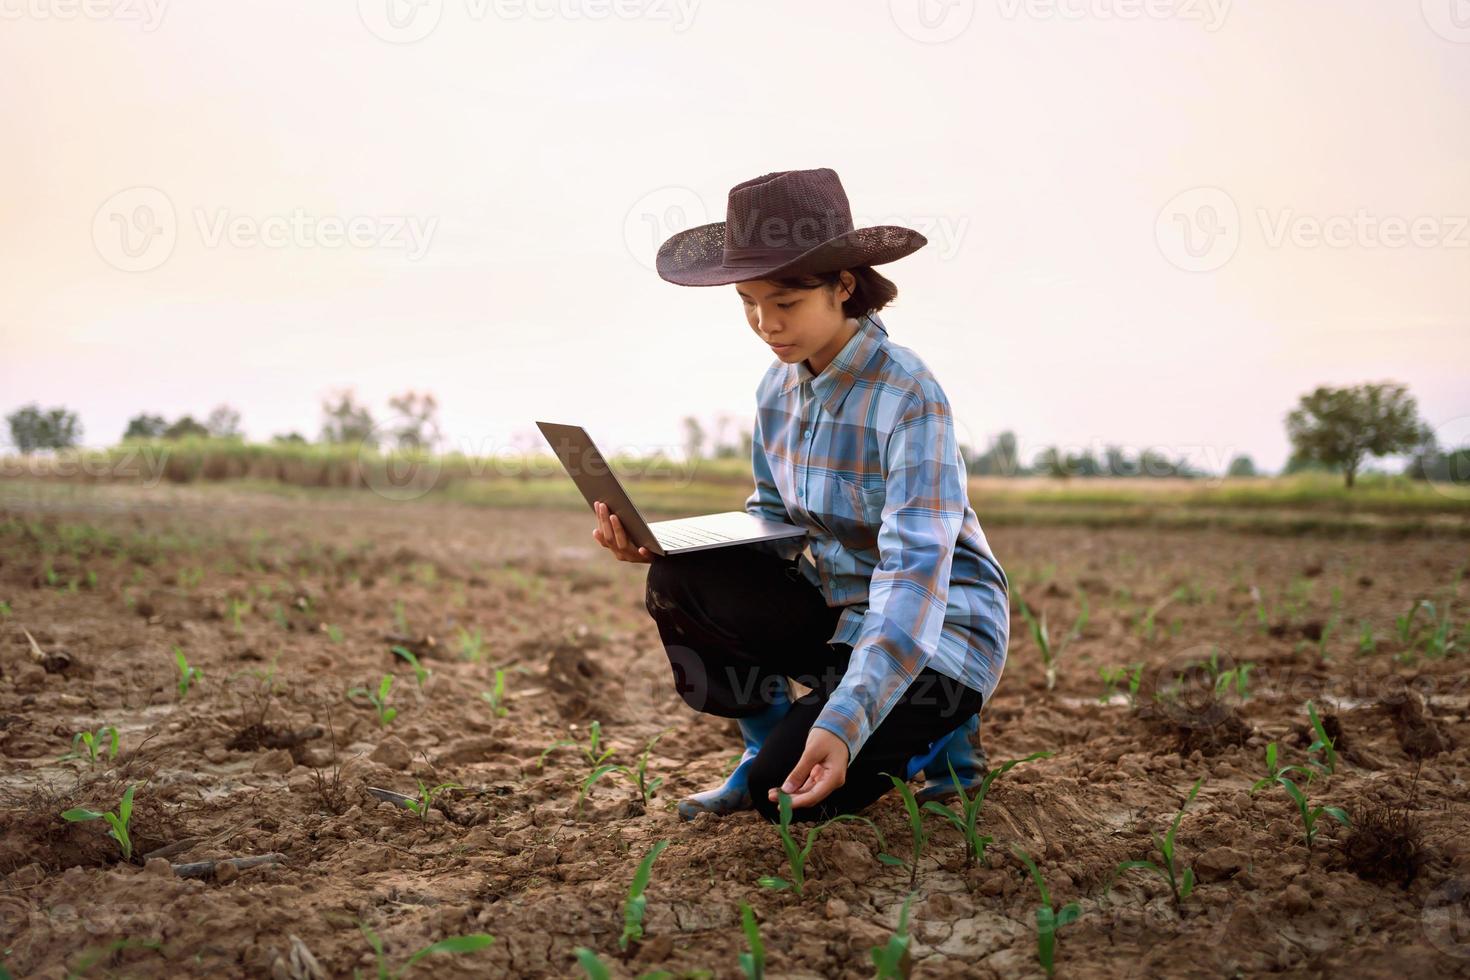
[{"left": 536, "top": 421, "right": 808, "bottom": 557}]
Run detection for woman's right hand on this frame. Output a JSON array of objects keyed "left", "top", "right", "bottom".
[{"left": 592, "top": 500, "right": 655, "bottom": 563}]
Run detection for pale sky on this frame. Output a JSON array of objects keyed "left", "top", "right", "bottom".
[{"left": 2, "top": 0, "right": 1467, "bottom": 473}]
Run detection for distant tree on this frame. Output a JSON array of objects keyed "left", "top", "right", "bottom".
[
  {"left": 1064, "top": 450, "right": 1102, "bottom": 477},
  {"left": 163, "top": 415, "right": 210, "bottom": 440},
  {"left": 123, "top": 413, "right": 168, "bottom": 440},
  {"left": 682, "top": 416, "right": 705, "bottom": 463},
  {"left": 1285, "top": 382, "right": 1433, "bottom": 488},
  {"left": 385, "top": 390, "right": 440, "bottom": 450},
  {"left": 320, "top": 390, "right": 376, "bottom": 447},
  {"left": 1407, "top": 443, "right": 1470, "bottom": 488},
  {"left": 6, "top": 403, "right": 82, "bottom": 453},
  {"left": 1103, "top": 445, "right": 1136, "bottom": 478},
  {"left": 272, "top": 431, "right": 308, "bottom": 444},
  {"left": 711, "top": 412, "right": 742, "bottom": 459},
  {"left": 970, "top": 431, "right": 1024, "bottom": 476},
  {"left": 205, "top": 404, "right": 243, "bottom": 439},
  {"left": 1036, "top": 446, "right": 1069, "bottom": 479},
  {"left": 1226, "top": 454, "right": 1257, "bottom": 477}
]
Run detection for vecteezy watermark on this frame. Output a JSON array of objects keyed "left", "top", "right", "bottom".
[
  {"left": 356, "top": 415, "right": 445, "bottom": 502},
  {"left": 1255, "top": 208, "right": 1470, "bottom": 251},
  {"left": 1156, "top": 187, "right": 1470, "bottom": 272},
  {"left": 357, "top": 0, "right": 698, "bottom": 43},
  {"left": 92, "top": 186, "right": 438, "bottom": 272},
  {"left": 624, "top": 185, "right": 710, "bottom": 273},
  {"left": 92, "top": 186, "right": 178, "bottom": 273},
  {"left": 0, "top": 445, "right": 170, "bottom": 487},
  {"left": 892, "top": 0, "right": 1230, "bottom": 41},
  {"left": 623, "top": 184, "right": 971, "bottom": 272},
  {"left": 996, "top": 0, "right": 1230, "bottom": 30},
  {"left": 889, "top": 0, "right": 976, "bottom": 43},
  {"left": 1155, "top": 187, "right": 1241, "bottom": 273},
  {"left": 1423, "top": 877, "right": 1470, "bottom": 959},
  {"left": 0, "top": 0, "right": 169, "bottom": 30},
  {"left": 1421, "top": 0, "right": 1470, "bottom": 44}
]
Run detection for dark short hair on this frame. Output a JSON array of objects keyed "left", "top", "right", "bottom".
[{"left": 766, "top": 266, "right": 899, "bottom": 321}]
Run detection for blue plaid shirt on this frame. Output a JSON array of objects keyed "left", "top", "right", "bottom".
[{"left": 743, "top": 311, "right": 1010, "bottom": 764}]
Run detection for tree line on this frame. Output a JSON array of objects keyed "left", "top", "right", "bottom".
[{"left": 4, "top": 381, "right": 1465, "bottom": 490}]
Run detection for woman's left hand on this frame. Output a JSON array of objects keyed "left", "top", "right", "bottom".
[{"left": 769, "top": 728, "right": 849, "bottom": 809}]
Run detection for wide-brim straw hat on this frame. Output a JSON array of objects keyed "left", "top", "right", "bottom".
[{"left": 655, "top": 168, "right": 928, "bottom": 287}]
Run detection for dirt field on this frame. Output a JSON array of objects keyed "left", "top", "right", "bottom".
[{"left": 1, "top": 481, "right": 1467, "bottom": 978}]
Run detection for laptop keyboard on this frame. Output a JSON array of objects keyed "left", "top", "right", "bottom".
[{"left": 656, "top": 526, "right": 737, "bottom": 549}]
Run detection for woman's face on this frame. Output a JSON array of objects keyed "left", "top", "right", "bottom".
[{"left": 737, "top": 273, "right": 855, "bottom": 372}]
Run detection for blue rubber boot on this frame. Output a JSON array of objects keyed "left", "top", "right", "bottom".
[
  {"left": 677, "top": 678, "right": 792, "bottom": 821},
  {"left": 904, "top": 712, "right": 989, "bottom": 804}
]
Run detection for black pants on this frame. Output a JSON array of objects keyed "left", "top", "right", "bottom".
[{"left": 644, "top": 544, "right": 983, "bottom": 823}]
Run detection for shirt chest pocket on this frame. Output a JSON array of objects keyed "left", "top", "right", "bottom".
[{"left": 822, "top": 473, "right": 886, "bottom": 548}]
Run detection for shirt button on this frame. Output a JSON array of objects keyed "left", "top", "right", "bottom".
[{"left": 803, "top": 429, "right": 812, "bottom": 439}]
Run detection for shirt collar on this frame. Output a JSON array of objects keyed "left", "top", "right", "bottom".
[{"left": 780, "top": 311, "right": 889, "bottom": 415}]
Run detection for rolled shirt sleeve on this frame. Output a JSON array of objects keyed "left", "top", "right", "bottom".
[{"left": 810, "top": 389, "right": 965, "bottom": 763}]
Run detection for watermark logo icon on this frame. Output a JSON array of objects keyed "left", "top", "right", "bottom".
[
  {"left": 889, "top": 0, "right": 975, "bottom": 42},
  {"left": 358, "top": 0, "right": 443, "bottom": 43},
  {"left": 357, "top": 415, "right": 444, "bottom": 501},
  {"left": 93, "top": 186, "right": 177, "bottom": 272},
  {"left": 624, "top": 185, "right": 709, "bottom": 272},
  {"left": 1156, "top": 186, "right": 1240, "bottom": 272},
  {"left": 1423, "top": 0, "right": 1470, "bottom": 43},
  {"left": 1424, "top": 877, "right": 1470, "bottom": 959}
]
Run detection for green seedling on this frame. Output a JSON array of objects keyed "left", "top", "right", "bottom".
[
  {"left": 61, "top": 726, "right": 120, "bottom": 765},
  {"left": 878, "top": 774, "right": 933, "bottom": 890},
  {"left": 480, "top": 669, "right": 510, "bottom": 716},
  {"left": 1275, "top": 774, "right": 1349, "bottom": 852},
  {"left": 456, "top": 626, "right": 485, "bottom": 662},
  {"left": 869, "top": 892, "right": 915, "bottom": 980},
  {"left": 737, "top": 901, "right": 765, "bottom": 980},
  {"left": 1098, "top": 663, "right": 1143, "bottom": 706},
  {"left": 1415, "top": 600, "right": 1461, "bottom": 659},
  {"left": 1249, "top": 584, "right": 1270, "bottom": 635},
  {"left": 573, "top": 948, "right": 611, "bottom": 979},
  {"left": 355, "top": 923, "right": 494, "bottom": 979},
  {"left": 573, "top": 730, "right": 667, "bottom": 814},
  {"left": 226, "top": 596, "right": 251, "bottom": 631},
  {"left": 620, "top": 840, "right": 670, "bottom": 951},
  {"left": 1395, "top": 599, "right": 1428, "bottom": 646},
  {"left": 173, "top": 646, "right": 202, "bottom": 700},
  {"left": 392, "top": 599, "right": 409, "bottom": 635},
  {"left": 578, "top": 762, "right": 625, "bottom": 815},
  {"left": 1108, "top": 777, "right": 1202, "bottom": 906},
  {"left": 1213, "top": 662, "right": 1253, "bottom": 700},
  {"left": 1012, "top": 845, "right": 1081, "bottom": 979},
  {"left": 391, "top": 646, "right": 430, "bottom": 690},
  {"left": 326, "top": 623, "right": 345, "bottom": 643},
  {"left": 540, "top": 720, "right": 616, "bottom": 769},
  {"left": 403, "top": 780, "right": 460, "bottom": 823},
  {"left": 628, "top": 729, "right": 668, "bottom": 807},
  {"left": 1017, "top": 598, "right": 1083, "bottom": 690},
  {"left": 61, "top": 782, "right": 138, "bottom": 862},
  {"left": 348, "top": 675, "right": 398, "bottom": 728},
  {"left": 1356, "top": 620, "right": 1376, "bottom": 655},
  {"left": 758, "top": 791, "right": 890, "bottom": 897},
  {"left": 922, "top": 751, "right": 1051, "bottom": 867},
  {"left": 1249, "top": 741, "right": 1314, "bottom": 793},
  {"left": 0, "top": 599, "right": 12, "bottom": 618},
  {"left": 1305, "top": 700, "right": 1336, "bottom": 776}
]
